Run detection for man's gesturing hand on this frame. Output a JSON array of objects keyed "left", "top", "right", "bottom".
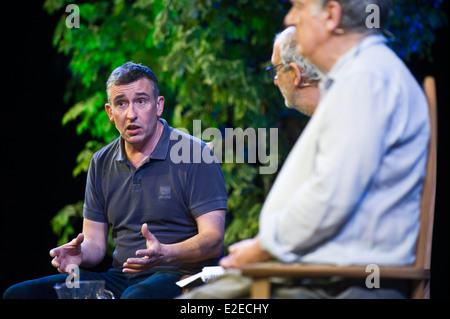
[
  {"left": 122, "top": 223, "right": 165, "bottom": 274},
  {"left": 49, "top": 233, "right": 84, "bottom": 273}
]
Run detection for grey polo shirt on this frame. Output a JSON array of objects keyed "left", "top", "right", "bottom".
[{"left": 83, "top": 118, "right": 228, "bottom": 272}]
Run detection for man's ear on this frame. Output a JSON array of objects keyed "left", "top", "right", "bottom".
[
  {"left": 105, "top": 103, "right": 114, "bottom": 122},
  {"left": 289, "top": 62, "right": 303, "bottom": 87},
  {"left": 323, "top": 0, "right": 343, "bottom": 34},
  {"left": 156, "top": 96, "right": 165, "bottom": 117}
]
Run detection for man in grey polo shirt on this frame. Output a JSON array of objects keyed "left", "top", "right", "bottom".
[{"left": 3, "top": 62, "right": 227, "bottom": 299}]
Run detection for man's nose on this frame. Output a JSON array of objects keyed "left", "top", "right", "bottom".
[
  {"left": 126, "top": 104, "right": 138, "bottom": 119},
  {"left": 284, "top": 8, "right": 296, "bottom": 26}
]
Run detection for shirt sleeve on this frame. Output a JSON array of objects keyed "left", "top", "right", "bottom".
[
  {"left": 259, "top": 72, "right": 395, "bottom": 262},
  {"left": 83, "top": 154, "right": 107, "bottom": 223},
  {"left": 185, "top": 144, "right": 228, "bottom": 218}
]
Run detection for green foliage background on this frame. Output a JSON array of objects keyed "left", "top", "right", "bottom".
[{"left": 44, "top": 0, "right": 446, "bottom": 255}]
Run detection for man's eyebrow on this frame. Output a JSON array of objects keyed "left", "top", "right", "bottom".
[
  {"left": 135, "top": 92, "right": 151, "bottom": 98},
  {"left": 113, "top": 94, "right": 126, "bottom": 103},
  {"left": 113, "top": 92, "right": 151, "bottom": 103}
]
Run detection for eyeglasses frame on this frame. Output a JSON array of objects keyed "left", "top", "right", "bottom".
[{"left": 265, "top": 63, "right": 314, "bottom": 88}]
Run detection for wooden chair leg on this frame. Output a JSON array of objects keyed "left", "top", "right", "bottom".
[
  {"left": 250, "top": 278, "right": 271, "bottom": 299},
  {"left": 411, "top": 279, "right": 430, "bottom": 299}
]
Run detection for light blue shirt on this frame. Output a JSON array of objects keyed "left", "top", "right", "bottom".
[{"left": 259, "top": 35, "right": 430, "bottom": 266}]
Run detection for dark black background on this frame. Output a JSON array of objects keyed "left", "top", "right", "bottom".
[{"left": 0, "top": 1, "right": 448, "bottom": 299}]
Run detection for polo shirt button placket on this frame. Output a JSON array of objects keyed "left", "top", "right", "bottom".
[{"left": 132, "top": 171, "right": 142, "bottom": 192}]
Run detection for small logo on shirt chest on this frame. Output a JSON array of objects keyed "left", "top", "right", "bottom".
[{"left": 159, "top": 186, "right": 172, "bottom": 199}]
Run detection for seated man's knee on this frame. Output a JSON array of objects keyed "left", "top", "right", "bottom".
[
  {"left": 120, "top": 272, "right": 182, "bottom": 299},
  {"left": 120, "top": 283, "right": 181, "bottom": 299},
  {"left": 3, "top": 280, "right": 55, "bottom": 299},
  {"left": 3, "top": 274, "right": 67, "bottom": 299}
]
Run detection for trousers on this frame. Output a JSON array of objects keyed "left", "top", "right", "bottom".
[
  {"left": 178, "top": 269, "right": 409, "bottom": 299},
  {"left": 3, "top": 268, "right": 184, "bottom": 299}
]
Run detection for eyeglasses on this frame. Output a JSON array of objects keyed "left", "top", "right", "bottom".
[
  {"left": 265, "top": 63, "right": 285, "bottom": 79},
  {"left": 265, "top": 63, "right": 315, "bottom": 88}
]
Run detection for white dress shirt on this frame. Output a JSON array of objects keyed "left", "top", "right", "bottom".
[{"left": 259, "top": 35, "right": 430, "bottom": 266}]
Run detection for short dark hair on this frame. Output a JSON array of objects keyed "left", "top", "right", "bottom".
[{"left": 106, "top": 62, "right": 159, "bottom": 102}]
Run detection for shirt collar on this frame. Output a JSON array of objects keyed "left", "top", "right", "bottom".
[
  {"left": 115, "top": 118, "right": 170, "bottom": 164},
  {"left": 150, "top": 118, "right": 170, "bottom": 160},
  {"left": 319, "top": 34, "right": 386, "bottom": 94}
]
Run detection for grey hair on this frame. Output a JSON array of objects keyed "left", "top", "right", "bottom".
[
  {"left": 106, "top": 62, "right": 160, "bottom": 103},
  {"left": 275, "top": 26, "right": 322, "bottom": 84},
  {"left": 317, "top": 0, "right": 392, "bottom": 34}
]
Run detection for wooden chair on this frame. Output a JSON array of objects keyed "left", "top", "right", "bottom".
[{"left": 240, "top": 76, "right": 438, "bottom": 299}]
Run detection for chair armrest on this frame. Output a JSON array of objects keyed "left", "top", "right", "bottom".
[{"left": 240, "top": 262, "right": 430, "bottom": 280}]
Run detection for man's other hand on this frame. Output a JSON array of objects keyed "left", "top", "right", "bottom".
[{"left": 49, "top": 233, "right": 84, "bottom": 273}]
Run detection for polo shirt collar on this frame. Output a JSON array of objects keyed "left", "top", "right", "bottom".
[
  {"left": 115, "top": 118, "right": 171, "bottom": 164},
  {"left": 150, "top": 118, "right": 170, "bottom": 160}
]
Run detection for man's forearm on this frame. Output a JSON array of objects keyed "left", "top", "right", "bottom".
[
  {"left": 162, "top": 210, "right": 225, "bottom": 264},
  {"left": 125, "top": 211, "right": 226, "bottom": 273},
  {"left": 162, "top": 231, "right": 223, "bottom": 264},
  {"left": 80, "top": 237, "right": 106, "bottom": 268}
]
